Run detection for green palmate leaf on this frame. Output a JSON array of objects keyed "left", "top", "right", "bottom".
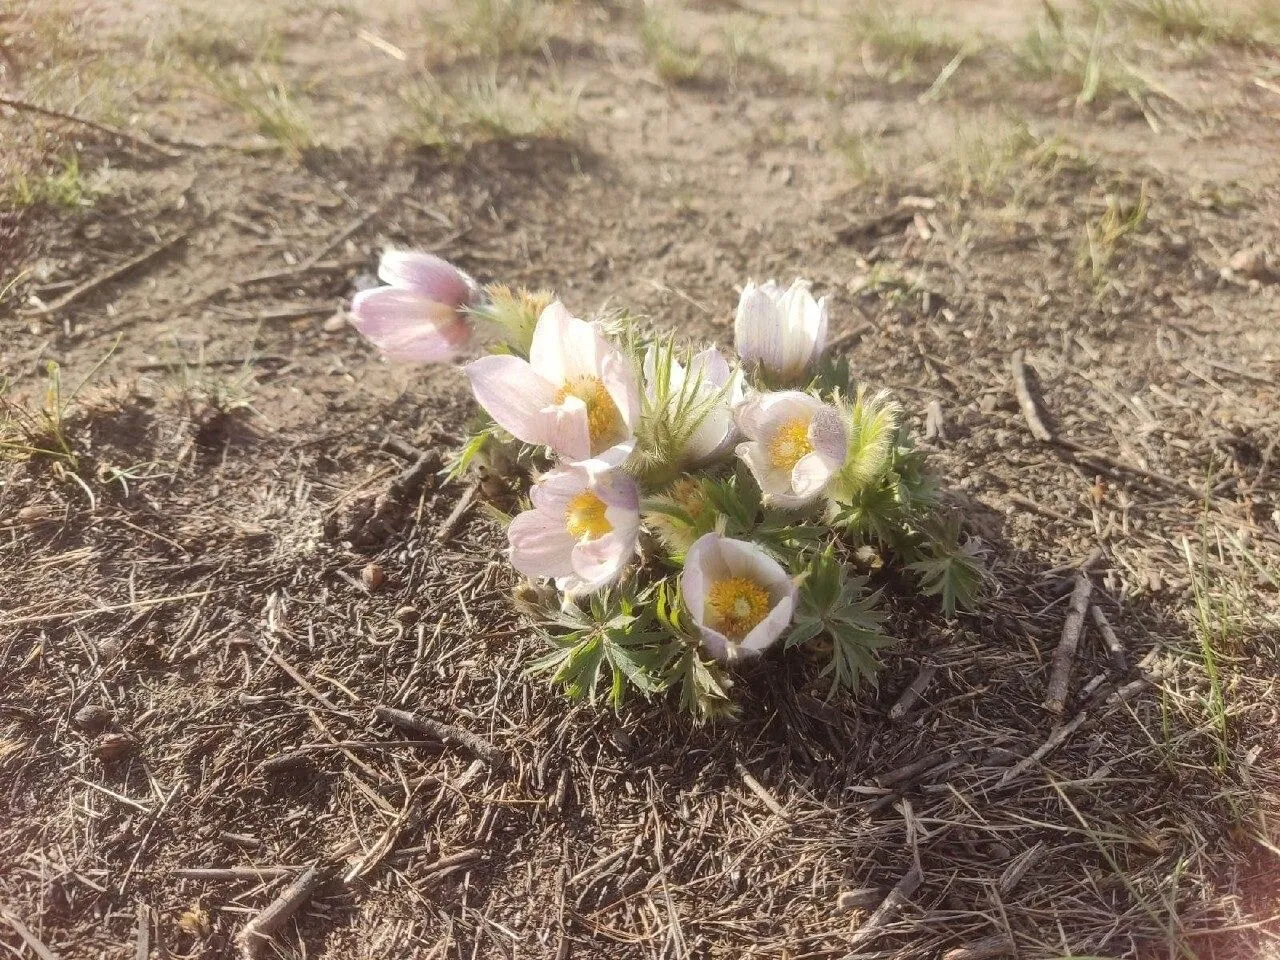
[
  {"left": 907, "top": 521, "right": 988, "bottom": 618},
  {"left": 528, "top": 588, "right": 670, "bottom": 709},
  {"left": 664, "top": 643, "right": 738, "bottom": 723},
  {"left": 787, "top": 544, "right": 894, "bottom": 696}
]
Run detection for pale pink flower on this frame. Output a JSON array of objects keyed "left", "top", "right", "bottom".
[
  {"left": 508, "top": 464, "right": 640, "bottom": 594},
  {"left": 681, "top": 533, "right": 796, "bottom": 662},
  {"left": 465, "top": 302, "right": 640, "bottom": 467},
  {"left": 734, "top": 279, "right": 828, "bottom": 383},
  {"left": 735, "top": 390, "right": 847, "bottom": 509},
  {"left": 350, "top": 251, "right": 478, "bottom": 363}
]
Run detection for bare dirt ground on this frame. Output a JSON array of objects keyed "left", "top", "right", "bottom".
[{"left": 2, "top": 0, "right": 1279, "bottom": 957}]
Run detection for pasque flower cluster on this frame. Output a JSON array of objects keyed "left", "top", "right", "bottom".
[{"left": 350, "top": 250, "right": 979, "bottom": 712}]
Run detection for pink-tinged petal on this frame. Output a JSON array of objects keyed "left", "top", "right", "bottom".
[
  {"left": 791, "top": 451, "right": 835, "bottom": 498},
  {"left": 542, "top": 398, "right": 593, "bottom": 462},
  {"left": 530, "top": 466, "right": 590, "bottom": 517},
  {"left": 737, "top": 589, "right": 795, "bottom": 656},
  {"left": 594, "top": 469, "right": 640, "bottom": 512},
  {"left": 571, "top": 528, "right": 636, "bottom": 589},
  {"left": 350, "top": 287, "right": 467, "bottom": 363},
  {"left": 600, "top": 350, "right": 641, "bottom": 432},
  {"left": 734, "top": 285, "right": 785, "bottom": 371},
  {"left": 529, "top": 302, "right": 610, "bottom": 385},
  {"left": 377, "top": 250, "right": 474, "bottom": 306},
  {"left": 809, "top": 408, "right": 847, "bottom": 468},
  {"left": 464, "top": 355, "right": 558, "bottom": 447},
  {"left": 508, "top": 510, "right": 576, "bottom": 579}
]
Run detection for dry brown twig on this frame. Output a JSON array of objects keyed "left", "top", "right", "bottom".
[
  {"left": 1010, "top": 348, "right": 1054, "bottom": 442},
  {"left": 0, "top": 94, "right": 185, "bottom": 158},
  {"left": 25, "top": 233, "right": 189, "bottom": 316},
  {"left": 373, "top": 704, "right": 506, "bottom": 768},
  {"left": 1043, "top": 571, "right": 1093, "bottom": 714}
]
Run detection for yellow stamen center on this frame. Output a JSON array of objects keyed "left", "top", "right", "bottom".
[
  {"left": 706, "top": 576, "right": 771, "bottom": 641},
  {"left": 768, "top": 417, "right": 813, "bottom": 471},
  {"left": 555, "top": 375, "right": 625, "bottom": 453},
  {"left": 565, "top": 490, "right": 612, "bottom": 541}
]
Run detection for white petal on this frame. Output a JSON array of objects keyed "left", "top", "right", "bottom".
[
  {"left": 464, "top": 355, "right": 558, "bottom": 447},
  {"left": 696, "top": 623, "right": 734, "bottom": 662},
  {"left": 508, "top": 510, "right": 576, "bottom": 579},
  {"left": 542, "top": 397, "right": 593, "bottom": 462},
  {"left": 573, "top": 438, "right": 636, "bottom": 472},
  {"left": 716, "top": 536, "right": 791, "bottom": 593},
  {"left": 734, "top": 285, "right": 786, "bottom": 371},
  {"left": 600, "top": 350, "right": 641, "bottom": 432},
  {"left": 736, "top": 442, "right": 794, "bottom": 499},
  {"left": 682, "top": 533, "right": 727, "bottom": 624},
  {"left": 761, "top": 391, "right": 826, "bottom": 432},
  {"left": 571, "top": 528, "right": 636, "bottom": 589},
  {"left": 809, "top": 296, "right": 829, "bottom": 366},
  {"left": 690, "top": 346, "right": 730, "bottom": 388},
  {"left": 791, "top": 450, "right": 835, "bottom": 498},
  {"left": 737, "top": 588, "right": 795, "bottom": 656}
]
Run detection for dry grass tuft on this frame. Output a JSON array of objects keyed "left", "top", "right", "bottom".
[
  {"left": 450, "top": 0, "right": 553, "bottom": 59},
  {"left": 1017, "top": 5, "right": 1156, "bottom": 109},
  {"left": 640, "top": 6, "right": 704, "bottom": 85},
  {"left": 3, "top": 154, "right": 95, "bottom": 209},
  {"left": 200, "top": 66, "right": 315, "bottom": 155},
  {"left": 403, "top": 74, "right": 580, "bottom": 150},
  {"left": 1077, "top": 185, "right": 1150, "bottom": 290},
  {"left": 845, "top": 1, "right": 973, "bottom": 77}
]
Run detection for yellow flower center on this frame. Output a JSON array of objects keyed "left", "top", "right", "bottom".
[
  {"left": 706, "top": 576, "right": 771, "bottom": 641},
  {"left": 768, "top": 416, "right": 813, "bottom": 471},
  {"left": 555, "top": 375, "right": 625, "bottom": 453},
  {"left": 565, "top": 490, "right": 612, "bottom": 541}
]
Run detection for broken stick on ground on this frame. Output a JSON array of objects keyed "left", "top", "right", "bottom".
[{"left": 1044, "top": 570, "right": 1093, "bottom": 714}]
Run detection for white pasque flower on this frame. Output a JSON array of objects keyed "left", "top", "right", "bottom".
[
  {"left": 734, "top": 279, "right": 828, "bottom": 383},
  {"left": 465, "top": 302, "right": 640, "bottom": 467},
  {"left": 642, "top": 345, "right": 744, "bottom": 466},
  {"left": 735, "top": 391, "right": 847, "bottom": 509},
  {"left": 507, "top": 464, "right": 640, "bottom": 594},
  {"left": 681, "top": 532, "right": 796, "bottom": 662}
]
